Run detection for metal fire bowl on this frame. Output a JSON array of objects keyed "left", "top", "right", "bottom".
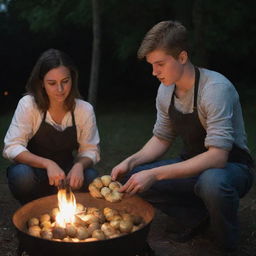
[{"left": 13, "top": 192, "right": 155, "bottom": 256}]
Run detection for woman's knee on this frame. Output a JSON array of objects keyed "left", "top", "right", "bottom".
[{"left": 7, "top": 164, "right": 36, "bottom": 190}]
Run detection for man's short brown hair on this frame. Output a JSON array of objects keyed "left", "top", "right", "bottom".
[{"left": 137, "top": 20, "right": 189, "bottom": 60}]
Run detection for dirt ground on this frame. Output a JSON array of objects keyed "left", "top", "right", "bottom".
[{"left": 0, "top": 178, "right": 256, "bottom": 256}]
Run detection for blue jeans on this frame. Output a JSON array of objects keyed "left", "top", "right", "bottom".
[
  {"left": 122, "top": 158, "right": 254, "bottom": 250},
  {"left": 7, "top": 164, "right": 99, "bottom": 205}
]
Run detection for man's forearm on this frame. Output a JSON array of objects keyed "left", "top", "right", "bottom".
[
  {"left": 124, "top": 136, "right": 171, "bottom": 170},
  {"left": 152, "top": 147, "right": 229, "bottom": 180}
]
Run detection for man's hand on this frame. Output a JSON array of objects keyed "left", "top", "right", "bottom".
[
  {"left": 67, "top": 162, "right": 84, "bottom": 190},
  {"left": 111, "top": 160, "right": 131, "bottom": 181},
  {"left": 119, "top": 169, "right": 156, "bottom": 195},
  {"left": 45, "top": 160, "right": 66, "bottom": 187}
]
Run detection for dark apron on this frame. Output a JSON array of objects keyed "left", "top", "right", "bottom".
[
  {"left": 27, "top": 111, "right": 79, "bottom": 172},
  {"left": 168, "top": 66, "right": 254, "bottom": 168}
]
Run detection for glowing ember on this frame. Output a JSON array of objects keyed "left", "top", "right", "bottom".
[{"left": 55, "top": 188, "right": 77, "bottom": 228}]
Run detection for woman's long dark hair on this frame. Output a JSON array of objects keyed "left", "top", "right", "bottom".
[{"left": 26, "top": 48, "right": 81, "bottom": 112}]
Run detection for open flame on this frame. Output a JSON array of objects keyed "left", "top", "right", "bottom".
[{"left": 55, "top": 188, "right": 77, "bottom": 228}]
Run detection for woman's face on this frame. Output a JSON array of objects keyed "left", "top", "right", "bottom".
[{"left": 43, "top": 66, "right": 72, "bottom": 105}]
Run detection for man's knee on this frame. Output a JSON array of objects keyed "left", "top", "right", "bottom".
[{"left": 194, "top": 168, "right": 236, "bottom": 204}]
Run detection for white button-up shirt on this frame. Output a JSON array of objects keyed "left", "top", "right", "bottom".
[{"left": 3, "top": 95, "right": 100, "bottom": 164}]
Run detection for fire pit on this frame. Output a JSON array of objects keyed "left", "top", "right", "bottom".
[{"left": 13, "top": 193, "right": 155, "bottom": 256}]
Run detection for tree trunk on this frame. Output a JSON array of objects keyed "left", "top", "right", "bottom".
[
  {"left": 192, "top": 0, "right": 208, "bottom": 66},
  {"left": 88, "top": 0, "right": 101, "bottom": 108}
]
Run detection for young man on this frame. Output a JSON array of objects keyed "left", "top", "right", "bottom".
[{"left": 111, "top": 20, "right": 254, "bottom": 252}]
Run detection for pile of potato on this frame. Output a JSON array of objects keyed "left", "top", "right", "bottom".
[
  {"left": 88, "top": 175, "right": 124, "bottom": 202},
  {"left": 26, "top": 203, "right": 145, "bottom": 242}
]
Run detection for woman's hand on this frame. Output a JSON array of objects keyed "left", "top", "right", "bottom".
[
  {"left": 67, "top": 162, "right": 84, "bottom": 190},
  {"left": 45, "top": 160, "right": 66, "bottom": 187},
  {"left": 119, "top": 169, "right": 157, "bottom": 195}
]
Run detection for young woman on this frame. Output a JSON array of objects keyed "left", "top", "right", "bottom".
[{"left": 3, "top": 49, "right": 100, "bottom": 204}]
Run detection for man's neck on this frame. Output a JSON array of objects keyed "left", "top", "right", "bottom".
[{"left": 175, "top": 62, "right": 195, "bottom": 93}]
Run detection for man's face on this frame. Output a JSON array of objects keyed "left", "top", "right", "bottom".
[{"left": 146, "top": 49, "right": 184, "bottom": 86}]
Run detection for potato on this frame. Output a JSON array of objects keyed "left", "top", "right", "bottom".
[
  {"left": 65, "top": 223, "right": 77, "bottom": 238},
  {"left": 89, "top": 184, "right": 103, "bottom": 199},
  {"left": 100, "top": 175, "right": 112, "bottom": 187},
  {"left": 28, "top": 226, "right": 41, "bottom": 237},
  {"left": 105, "top": 190, "right": 123, "bottom": 203},
  {"left": 27, "top": 217, "right": 39, "bottom": 227},
  {"left": 119, "top": 220, "right": 133, "bottom": 233},
  {"left": 101, "top": 187, "right": 111, "bottom": 197},
  {"left": 39, "top": 213, "right": 51, "bottom": 223},
  {"left": 92, "top": 229, "right": 105, "bottom": 240},
  {"left": 87, "top": 222, "right": 100, "bottom": 236},
  {"left": 92, "top": 177, "right": 104, "bottom": 189},
  {"left": 50, "top": 208, "right": 59, "bottom": 221},
  {"left": 110, "top": 219, "right": 121, "bottom": 229},
  {"left": 108, "top": 181, "right": 121, "bottom": 191},
  {"left": 52, "top": 227, "right": 66, "bottom": 240},
  {"left": 76, "top": 203, "right": 85, "bottom": 213},
  {"left": 77, "top": 226, "right": 89, "bottom": 240},
  {"left": 40, "top": 220, "right": 52, "bottom": 229},
  {"left": 101, "top": 223, "right": 117, "bottom": 237},
  {"left": 40, "top": 230, "right": 53, "bottom": 240},
  {"left": 79, "top": 214, "right": 99, "bottom": 225}
]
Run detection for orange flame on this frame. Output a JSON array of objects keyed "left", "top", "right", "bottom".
[{"left": 55, "top": 188, "right": 77, "bottom": 228}]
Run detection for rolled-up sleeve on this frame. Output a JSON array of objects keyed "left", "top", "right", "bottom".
[
  {"left": 153, "top": 84, "right": 177, "bottom": 142},
  {"left": 3, "top": 96, "right": 35, "bottom": 160},
  {"left": 76, "top": 101, "right": 100, "bottom": 165},
  {"left": 201, "top": 83, "right": 236, "bottom": 151}
]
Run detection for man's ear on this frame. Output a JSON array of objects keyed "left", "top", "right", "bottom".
[{"left": 178, "top": 51, "right": 188, "bottom": 64}]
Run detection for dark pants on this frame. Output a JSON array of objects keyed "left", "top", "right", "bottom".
[
  {"left": 7, "top": 163, "right": 98, "bottom": 205},
  {"left": 122, "top": 158, "right": 254, "bottom": 250}
]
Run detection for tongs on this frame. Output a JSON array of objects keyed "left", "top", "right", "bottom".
[{"left": 58, "top": 179, "right": 72, "bottom": 194}]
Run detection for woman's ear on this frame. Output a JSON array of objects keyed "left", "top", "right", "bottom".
[{"left": 178, "top": 51, "right": 188, "bottom": 64}]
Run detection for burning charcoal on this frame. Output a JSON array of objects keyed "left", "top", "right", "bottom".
[
  {"left": 76, "top": 226, "right": 89, "bottom": 240},
  {"left": 65, "top": 223, "right": 77, "bottom": 238},
  {"left": 52, "top": 227, "right": 67, "bottom": 240},
  {"left": 28, "top": 226, "right": 41, "bottom": 237},
  {"left": 100, "top": 175, "right": 112, "bottom": 187},
  {"left": 27, "top": 217, "right": 39, "bottom": 227},
  {"left": 92, "top": 229, "right": 105, "bottom": 240},
  {"left": 119, "top": 220, "right": 133, "bottom": 233},
  {"left": 39, "top": 213, "right": 51, "bottom": 223},
  {"left": 88, "top": 184, "right": 103, "bottom": 199},
  {"left": 100, "top": 187, "right": 111, "bottom": 197},
  {"left": 50, "top": 208, "right": 59, "bottom": 221},
  {"left": 40, "top": 230, "right": 53, "bottom": 240},
  {"left": 87, "top": 222, "right": 100, "bottom": 236},
  {"left": 92, "top": 177, "right": 104, "bottom": 189},
  {"left": 101, "top": 223, "right": 117, "bottom": 238}
]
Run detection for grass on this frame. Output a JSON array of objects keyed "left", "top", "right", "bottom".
[{"left": 0, "top": 99, "right": 255, "bottom": 179}]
